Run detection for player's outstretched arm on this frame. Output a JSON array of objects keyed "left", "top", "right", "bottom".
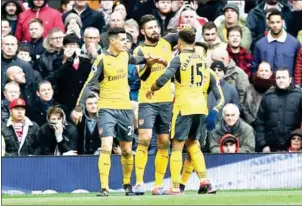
[
  {"left": 208, "top": 71, "right": 225, "bottom": 112},
  {"left": 146, "top": 56, "right": 180, "bottom": 99}
]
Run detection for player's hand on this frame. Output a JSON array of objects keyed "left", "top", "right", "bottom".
[
  {"left": 146, "top": 88, "right": 154, "bottom": 100},
  {"left": 71, "top": 109, "right": 83, "bottom": 125},
  {"left": 262, "top": 146, "right": 271, "bottom": 153}
]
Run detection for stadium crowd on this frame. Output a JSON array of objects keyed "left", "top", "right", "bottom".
[{"left": 1, "top": 0, "right": 302, "bottom": 157}]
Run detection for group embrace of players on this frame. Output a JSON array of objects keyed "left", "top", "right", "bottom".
[{"left": 72, "top": 14, "right": 224, "bottom": 197}]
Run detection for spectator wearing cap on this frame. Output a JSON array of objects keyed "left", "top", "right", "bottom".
[
  {"left": 1, "top": 0, "right": 24, "bottom": 35},
  {"left": 62, "top": 0, "right": 106, "bottom": 35},
  {"left": 80, "top": 27, "right": 102, "bottom": 62},
  {"left": 209, "top": 103, "right": 255, "bottom": 153},
  {"left": 254, "top": 68, "right": 302, "bottom": 152},
  {"left": 214, "top": 0, "right": 247, "bottom": 28},
  {"left": 1, "top": 98, "right": 40, "bottom": 156},
  {"left": 216, "top": 2, "right": 252, "bottom": 50},
  {"left": 247, "top": 0, "right": 292, "bottom": 49},
  {"left": 37, "top": 106, "right": 78, "bottom": 155},
  {"left": 48, "top": 34, "right": 92, "bottom": 117},
  {"left": 288, "top": 129, "right": 302, "bottom": 152},
  {"left": 72, "top": 92, "right": 100, "bottom": 155},
  {"left": 251, "top": 10, "right": 301, "bottom": 76},
  {"left": 24, "top": 18, "right": 45, "bottom": 62},
  {"left": 15, "top": 0, "right": 65, "bottom": 42},
  {"left": 242, "top": 62, "right": 275, "bottom": 126},
  {"left": 64, "top": 13, "right": 83, "bottom": 39},
  {"left": 33, "top": 28, "right": 64, "bottom": 80},
  {"left": 6, "top": 65, "right": 36, "bottom": 107},
  {"left": 219, "top": 134, "right": 239, "bottom": 153},
  {"left": 226, "top": 26, "right": 253, "bottom": 77},
  {"left": 2, "top": 82, "right": 21, "bottom": 122},
  {"left": 208, "top": 60, "right": 240, "bottom": 121}
]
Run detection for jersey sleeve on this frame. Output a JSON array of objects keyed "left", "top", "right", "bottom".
[
  {"left": 128, "top": 52, "right": 147, "bottom": 65},
  {"left": 153, "top": 56, "right": 181, "bottom": 91},
  {"left": 163, "top": 33, "right": 178, "bottom": 48},
  {"left": 133, "top": 47, "right": 151, "bottom": 81},
  {"left": 208, "top": 70, "right": 225, "bottom": 112},
  {"left": 76, "top": 55, "right": 104, "bottom": 107}
]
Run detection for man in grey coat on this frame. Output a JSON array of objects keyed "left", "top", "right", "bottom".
[
  {"left": 211, "top": 48, "right": 249, "bottom": 106},
  {"left": 209, "top": 103, "right": 255, "bottom": 153}
]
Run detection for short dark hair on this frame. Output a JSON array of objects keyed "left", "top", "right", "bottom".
[
  {"left": 18, "top": 43, "right": 31, "bottom": 53},
  {"left": 139, "top": 14, "right": 157, "bottom": 29},
  {"left": 108, "top": 27, "right": 126, "bottom": 38},
  {"left": 227, "top": 25, "right": 242, "bottom": 39},
  {"left": 267, "top": 9, "right": 284, "bottom": 21},
  {"left": 202, "top": 21, "right": 217, "bottom": 34},
  {"left": 179, "top": 28, "right": 195, "bottom": 45},
  {"left": 194, "top": 42, "right": 208, "bottom": 53},
  {"left": 276, "top": 68, "right": 291, "bottom": 77},
  {"left": 86, "top": 92, "right": 98, "bottom": 100},
  {"left": 28, "top": 18, "right": 43, "bottom": 27},
  {"left": 37, "top": 80, "right": 52, "bottom": 92}
]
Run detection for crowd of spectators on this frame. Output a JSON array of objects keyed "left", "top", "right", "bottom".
[{"left": 1, "top": 0, "right": 302, "bottom": 156}]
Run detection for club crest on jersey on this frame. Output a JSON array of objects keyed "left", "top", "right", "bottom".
[{"left": 139, "top": 119, "right": 144, "bottom": 126}]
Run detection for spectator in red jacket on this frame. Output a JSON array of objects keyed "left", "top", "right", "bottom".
[
  {"left": 15, "top": 0, "right": 65, "bottom": 42},
  {"left": 295, "top": 48, "right": 302, "bottom": 87},
  {"left": 226, "top": 25, "right": 252, "bottom": 77}
]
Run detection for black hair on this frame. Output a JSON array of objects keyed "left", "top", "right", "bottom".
[
  {"left": 179, "top": 29, "right": 195, "bottom": 45},
  {"left": 276, "top": 68, "right": 291, "bottom": 77},
  {"left": 18, "top": 44, "right": 31, "bottom": 53},
  {"left": 267, "top": 9, "right": 284, "bottom": 21},
  {"left": 63, "top": 34, "right": 81, "bottom": 46},
  {"left": 139, "top": 14, "right": 157, "bottom": 29},
  {"left": 108, "top": 27, "right": 126, "bottom": 38},
  {"left": 202, "top": 21, "right": 217, "bottom": 34}
]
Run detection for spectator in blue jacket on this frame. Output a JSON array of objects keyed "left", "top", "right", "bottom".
[
  {"left": 251, "top": 10, "right": 301, "bottom": 76},
  {"left": 247, "top": 0, "right": 292, "bottom": 49}
]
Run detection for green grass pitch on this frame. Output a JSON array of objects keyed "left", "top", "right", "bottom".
[{"left": 2, "top": 189, "right": 302, "bottom": 205}]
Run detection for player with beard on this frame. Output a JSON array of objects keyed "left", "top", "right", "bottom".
[
  {"left": 1, "top": 0, "right": 24, "bottom": 35},
  {"left": 133, "top": 14, "right": 173, "bottom": 196}
]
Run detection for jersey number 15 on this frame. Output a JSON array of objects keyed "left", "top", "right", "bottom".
[{"left": 190, "top": 63, "right": 203, "bottom": 87}]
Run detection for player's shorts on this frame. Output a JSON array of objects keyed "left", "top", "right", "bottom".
[
  {"left": 138, "top": 102, "right": 172, "bottom": 134},
  {"left": 171, "top": 113, "right": 206, "bottom": 141},
  {"left": 98, "top": 109, "right": 134, "bottom": 142}
]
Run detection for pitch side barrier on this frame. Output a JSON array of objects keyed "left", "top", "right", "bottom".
[{"left": 2, "top": 153, "right": 302, "bottom": 194}]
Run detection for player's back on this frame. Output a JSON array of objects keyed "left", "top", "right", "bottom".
[
  {"left": 173, "top": 49, "right": 211, "bottom": 116},
  {"left": 134, "top": 38, "right": 173, "bottom": 103}
]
